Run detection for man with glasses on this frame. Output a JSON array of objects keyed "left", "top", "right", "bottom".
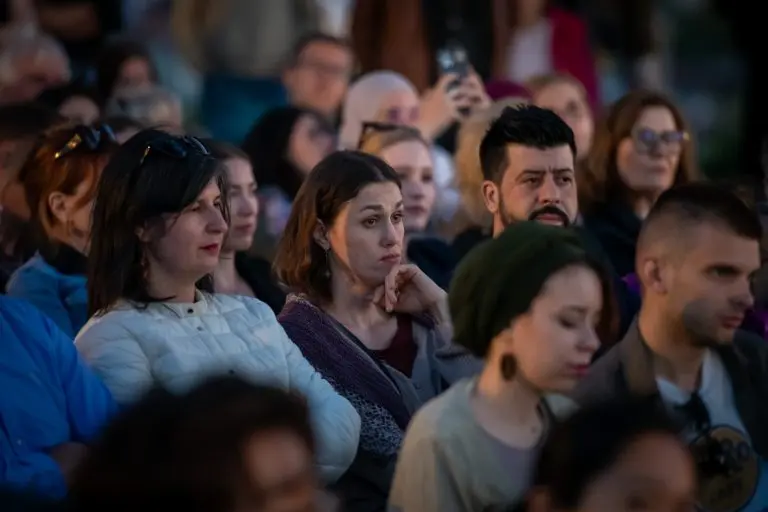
[
  {"left": 282, "top": 33, "right": 353, "bottom": 122},
  {"left": 574, "top": 183, "right": 768, "bottom": 512}
]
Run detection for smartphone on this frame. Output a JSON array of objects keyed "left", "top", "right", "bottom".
[
  {"left": 436, "top": 43, "right": 469, "bottom": 80},
  {"left": 436, "top": 43, "right": 471, "bottom": 115}
]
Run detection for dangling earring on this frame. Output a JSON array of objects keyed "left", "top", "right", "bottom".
[
  {"left": 324, "top": 249, "right": 331, "bottom": 278},
  {"left": 500, "top": 354, "right": 517, "bottom": 381}
]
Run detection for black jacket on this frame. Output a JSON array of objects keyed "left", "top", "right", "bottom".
[
  {"left": 582, "top": 201, "right": 642, "bottom": 279},
  {"left": 234, "top": 253, "right": 286, "bottom": 314}
]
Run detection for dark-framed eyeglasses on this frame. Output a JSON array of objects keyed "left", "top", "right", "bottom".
[
  {"left": 357, "top": 121, "right": 421, "bottom": 149},
  {"left": 631, "top": 127, "right": 689, "bottom": 156},
  {"left": 53, "top": 124, "right": 117, "bottom": 160},
  {"left": 138, "top": 135, "right": 210, "bottom": 167}
]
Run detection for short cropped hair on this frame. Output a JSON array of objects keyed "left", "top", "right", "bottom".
[
  {"left": 479, "top": 105, "right": 576, "bottom": 184},
  {"left": 638, "top": 183, "right": 763, "bottom": 249},
  {"left": 285, "top": 32, "right": 350, "bottom": 68}
]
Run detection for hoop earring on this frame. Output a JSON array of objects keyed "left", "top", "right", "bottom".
[{"left": 500, "top": 354, "right": 517, "bottom": 381}]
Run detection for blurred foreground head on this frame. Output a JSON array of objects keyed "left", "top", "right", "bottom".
[{"left": 69, "top": 376, "right": 335, "bottom": 512}]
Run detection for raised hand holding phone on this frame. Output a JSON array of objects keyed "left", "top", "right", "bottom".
[{"left": 416, "top": 44, "right": 490, "bottom": 140}]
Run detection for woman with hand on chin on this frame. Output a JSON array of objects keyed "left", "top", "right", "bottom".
[
  {"left": 275, "top": 151, "right": 481, "bottom": 511},
  {"left": 75, "top": 130, "right": 360, "bottom": 484},
  {"left": 359, "top": 125, "right": 456, "bottom": 290}
]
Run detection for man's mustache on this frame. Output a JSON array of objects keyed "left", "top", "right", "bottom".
[{"left": 529, "top": 205, "right": 570, "bottom": 226}]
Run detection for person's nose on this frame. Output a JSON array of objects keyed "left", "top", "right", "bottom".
[
  {"left": 207, "top": 206, "right": 228, "bottom": 234},
  {"left": 538, "top": 175, "right": 561, "bottom": 205},
  {"left": 381, "top": 219, "right": 399, "bottom": 247},
  {"left": 580, "top": 328, "right": 601, "bottom": 355},
  {"left": 732, "top": 280, "right": 756, "bottom": 311},
  {"left": 239, "top": 196, "right": 258, "bottom": 218},
  {"left": 405, "top": 181, "right": 425, "bottom": 201}
]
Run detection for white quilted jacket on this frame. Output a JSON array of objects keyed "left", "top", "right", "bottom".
[{"left": 75, "top": 291, "right": 361, "bottom": 481}]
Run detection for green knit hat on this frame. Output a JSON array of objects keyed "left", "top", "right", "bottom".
[{"left": 449, "top": 221, "right": 593, "bottom": 357}]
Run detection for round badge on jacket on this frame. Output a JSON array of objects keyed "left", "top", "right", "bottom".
[{"left": 691, "top": 425, "right": 760, "bottom": 512}]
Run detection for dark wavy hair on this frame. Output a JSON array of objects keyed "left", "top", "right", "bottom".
[
  {"left": 273, "top": 151, "right": 400, "bottom": 302},
  {"left": 87, "top": 129, "right": 227, "bottom": 315}
]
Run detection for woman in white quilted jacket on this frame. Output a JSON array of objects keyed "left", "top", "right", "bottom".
[{"left": 74, "top": 129, "right": 361, "bottom": 483}]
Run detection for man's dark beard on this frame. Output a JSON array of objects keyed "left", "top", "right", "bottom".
[{"left": 528, "top": 205, "right": 571, "bottom": 227}]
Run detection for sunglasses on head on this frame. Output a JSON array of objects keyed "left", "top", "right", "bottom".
[
  {"left": 356, "top": 121, "right": 421, "bottom": 149},
  {"left": 53, "top": 124, "right": 117, "bottom": 160},
  {"left": 138, "top": 135, "right": 210, "bottom": 167}
]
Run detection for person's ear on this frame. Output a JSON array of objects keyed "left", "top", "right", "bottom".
[
  {"left": 481, "top": 180, "right": 500, "bottom": 215},
  {"left": 312, "top": 221, "right": 330, "bottom": 251},
  {"left": 135, "top": 222, "right": 154, "bottom": 243},
  {"left": 48, "top": 191, "right": 69, "bottom": 225},
  {"left": 640, "top": 257, "right": 669, "bottom": 295}
]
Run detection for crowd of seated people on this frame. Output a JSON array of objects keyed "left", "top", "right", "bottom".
[{"left": 1, "top": 4, "right": 768, "bottom": 511}]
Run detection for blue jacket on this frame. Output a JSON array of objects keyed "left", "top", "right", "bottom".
[
  {"left": 6, "top": 251, "right": 88, "bottom": 337},
  {"left": 0, "top": 296, "right": 117, "bottom": 498}
]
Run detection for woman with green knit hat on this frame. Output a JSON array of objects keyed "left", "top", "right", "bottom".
[{"left": 389, "top": 221, "right": 617, "bottom": 512}]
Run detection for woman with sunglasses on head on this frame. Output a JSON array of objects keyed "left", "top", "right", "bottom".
[
  {"left": 275, "top": 151, "right": 481, "bottom": 511},
  {"left": 580, "top": 90, "right": 699, "bottom": 278},
  {"left": 389, "top": 222, "right": 616, "bottom": 512},
  {"left": 205, "top": 140, "right": 286, "bottom": 314},
  {"left": 74, "top": 130, "right": 361, "bottom": 483},
  {"left": 6, "top": 124, "right": 118, "bottom": 336},
  {"left": 359, "top": 125, "right": 456, "bottom": 290}
]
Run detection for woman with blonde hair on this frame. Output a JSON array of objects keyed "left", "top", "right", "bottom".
[
  {"left": 341, "top": 70, "right": 490, "bottom": 225},
  {"left": 526, "top": 72, "right": 594, "bottom": 163}
]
